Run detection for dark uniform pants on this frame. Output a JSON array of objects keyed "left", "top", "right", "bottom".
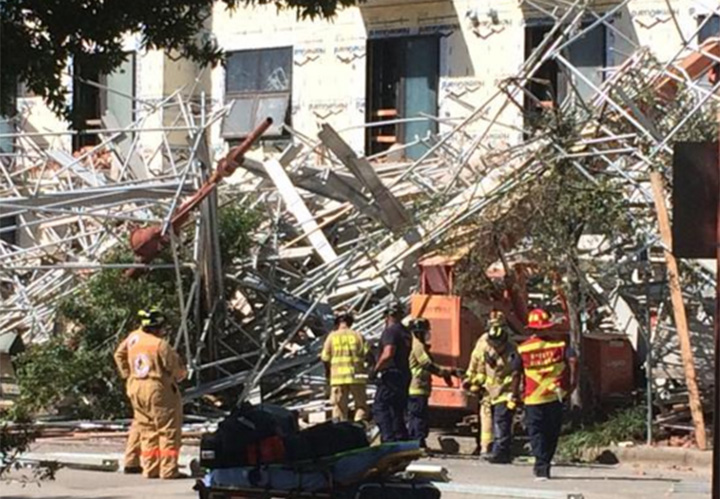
[
  {"left": 525, "top": 401, "right": 563, "bottom": 478},
  {"left": 407, "top": 395, "right": 430, "bottom": 447},
  {"left": 373, "top": 370, "right": 409, "bottom": 442},
  {"left": 491, "top": 402, "right": 514, "bottom": 461}
]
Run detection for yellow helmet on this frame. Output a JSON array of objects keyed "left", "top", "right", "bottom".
[
  {"left": 488, "top": 323, "right": 508, "bottom": 344},
  {"left": 138, "top": 306, "right": 165, "bottom": 329}
]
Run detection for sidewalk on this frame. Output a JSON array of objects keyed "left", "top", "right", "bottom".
[{"left": 2, "top": 439, "right": 711, "bottom": 499}]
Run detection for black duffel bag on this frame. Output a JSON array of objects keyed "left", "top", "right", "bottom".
[
  {"left": 200, "top": 402, "right": 298, "bottom": 469},
  {"left": 284, "top": 421, "right": 369, "bottom": 463}
]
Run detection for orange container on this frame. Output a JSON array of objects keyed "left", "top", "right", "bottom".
[{"left": 411, "top": 294, "right": 482, "bottom": 410}]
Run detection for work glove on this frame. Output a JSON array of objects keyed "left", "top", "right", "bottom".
[{"left": 440, "top": 369, "right": 453, "bottom": 387}]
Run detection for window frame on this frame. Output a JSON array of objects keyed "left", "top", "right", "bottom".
[{"left": 223, "top": 47, "right": 293, "bottom": 139}]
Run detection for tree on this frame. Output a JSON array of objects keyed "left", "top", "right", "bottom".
[
  {"left": 0, "top": 0, "right": 360, "bottom": 116},
  {"left": 12, "top": 201, "right": 259, "bottom": 420}
]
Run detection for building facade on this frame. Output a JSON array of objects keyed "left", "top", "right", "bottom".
[{"left": 12, "top": 1, "right": 720, "bottom": 161}]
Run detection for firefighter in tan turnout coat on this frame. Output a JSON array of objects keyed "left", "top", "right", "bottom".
[{"left": 114, "top": 307, "right": 187, "bottom": 479}]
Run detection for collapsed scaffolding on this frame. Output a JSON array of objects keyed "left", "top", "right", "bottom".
[{"left": 0, "top": 0, "right": 719, "bottom": 443}]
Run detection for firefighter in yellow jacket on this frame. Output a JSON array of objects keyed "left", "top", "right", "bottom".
[
  {"left": 471, "top": 316, "right": 521, "bottom": 463},
  {"left": 321, "top": 312, "right": 371, "bottom": 422},
  {"left": 463, "top": 311, "right": 516, "bottom": 456},
  {"left": 407, "top": 318, "right": 453, "bottom": 448},
  {"left": 114, "top": 307, "right": 187, "bottom": 479}
]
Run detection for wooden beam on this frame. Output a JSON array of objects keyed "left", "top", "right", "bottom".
[
  {"left": 263, "top": 159, "right": 338, "bottom": 264},
  {"left": 649, "top": 171, "right": 707, "bottom": 450}
]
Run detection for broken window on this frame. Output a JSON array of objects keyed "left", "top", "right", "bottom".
[
  {"left": 366, "top": 36, "right": 439, "bottom": 160},
  {"left": 72, "top": 53, "right": 136, "bottom": 151},
  {"left": 223, "top": 47, "right": 292, "bottom": 139}
]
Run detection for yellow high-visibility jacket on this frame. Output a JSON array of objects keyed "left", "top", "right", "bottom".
[
  {"left": 409, "top": 336, "right": 444, "bottom": 397},
  {"left": 321, "top": 327, "right": 369, "bottom": 386}
]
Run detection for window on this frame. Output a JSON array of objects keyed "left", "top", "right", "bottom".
[
  {"left": 524, "top": 21, "right": 607, "bottom": 129},
  {"left": 72, "top": 53, "right": 136, "bottom": 151},
  {"left": 366, "top": 36, "right": 439, "bottom": 160},
  {"left": 698, "top": 15, "right": 720, "bottom": 43},
  {"left": 222, "top": 47, "right": 292, "bottom": 138}
]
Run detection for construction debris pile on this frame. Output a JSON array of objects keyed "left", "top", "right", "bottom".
[{"left": 0, "top": 0, "right": 718, "bottom": 442}]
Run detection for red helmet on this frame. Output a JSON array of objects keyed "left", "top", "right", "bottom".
[{"left": 527, "top": 308, "right": 554, "bottom": 330}]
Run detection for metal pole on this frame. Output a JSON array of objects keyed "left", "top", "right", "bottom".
[
  {"left": 713, "top": 139, "right": 720, "bottom": 499},
  {"left": 644, "top": 249, "right": 653, "bottom": 445}
]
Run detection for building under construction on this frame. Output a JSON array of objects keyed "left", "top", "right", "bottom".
[{"left": 1, "top": 0, "right": 720, "bottom": 450}]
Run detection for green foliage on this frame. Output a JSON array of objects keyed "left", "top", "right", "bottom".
[
  {"left": 12, "top": 340, "right": 128, "bottom": 419},
  {"left": 59, "top": 251, "right": 180, "bottom": 350},
  {"left": 13, "top": 202, "right": 258, "bottom": 420},
  {"left": 1, "top": 410, "right": 57, "bottom": 481},
  {"left": 556, "top": 405, "right": 647, "bottom": 462},
  {"left": 1, "top": 0, "right": 362, "bottom": 117},
  {"left": 218, "top": 201, "right": 260, "bottom": 269},
  {"left": 13, "top": 248, "right": 179, "bottom": 418},
  {"left": 522, "top": 162, "right": 631, "bottom": 271}
]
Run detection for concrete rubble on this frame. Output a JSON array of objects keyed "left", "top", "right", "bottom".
[{"left": 0, "top": 0, "right": 719, "bottom": 439}]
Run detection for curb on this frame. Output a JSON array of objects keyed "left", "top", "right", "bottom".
[
  {"left": 434, "top": 482, "right": 584, "bottom": 499},
  {"left": 603, "top": 445, "right": 712, "bottom": 468}
]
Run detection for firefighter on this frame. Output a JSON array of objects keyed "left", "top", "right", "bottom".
[
  {"left": 372, "top": 303, "right": 412, "bottom": 442},
  {"left": 518, "top": 308, "right": 578, "bottom": 480},
  {"left": 464, "top": 311, "right": 505, "bottom": 456},
  {"left": 478, "top": 316, "right": 522, "bottom": 464},
  {"left": 407, "top": 318, "right": 454, "bottom": 448},
  {"left": 115, "top": 307, "right": 187, "bottom": 479},
  {"left": 320, "top": 312, "right": 371, "bottom": 422}
]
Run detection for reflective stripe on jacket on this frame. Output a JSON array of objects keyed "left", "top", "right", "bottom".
[
  {"left": 409, "top": 336, "right": 437, "bottom": 397},
  {"left": 321, "top": 328, "right": 369, "bottom": 386},
  {"left": 518, "top": 335, "right": 567, "bottom": 405},
  {"left": 465, "top": 334, "right": 518, "bottom": 404},
  {"left": 465, "top": 334, "right": 488, "bottom": 388}
]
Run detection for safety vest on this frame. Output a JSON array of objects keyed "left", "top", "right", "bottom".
[
  {"left": 409, "top": 336, "right": 434, "bottom": 397},
  {"left": 517, "top": 336, "right": 568, "bottom": 406},
  {"left": 320, "top": 328, "right": 368, "bottom": 386}
]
